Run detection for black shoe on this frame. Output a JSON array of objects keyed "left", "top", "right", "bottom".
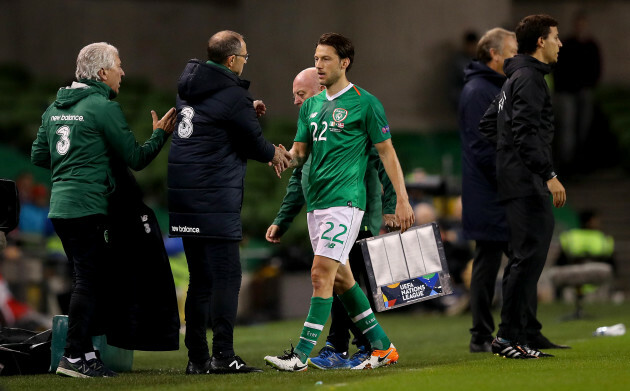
[
  {"left": 186, "top": 358, "right": 212, "bottom": 374},
  {"left": 522, "top": 345, "right": 554, "bottom": 358},
  {"left": 57, "top": 355, "right": 118, "bottom": 378},
  {"left": 528, "top": 334, "right": 570, "bottom": 350},
  {"left": 210, "top": 355, "right": 263, "bottom": 373},
  {"left": 470, "top": 340, "right": 493, "bottom": 353},
  {"left": 491, "top": 338, "right": 537, "bottom": 359}
]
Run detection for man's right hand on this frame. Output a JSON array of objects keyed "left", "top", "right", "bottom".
[
  {"left": 271, "top": 144, "right": 291, "bottom": 178},
  {"left": 153, "top": 107, "right": 177, "bottom": 134},
  {"left": 547, "top": 176, "right": 566, "bottom": 208},
  {"left": 395, "top": 200, "right": 415, "bottom": 233},
  {"left": 265, "top": 224, "right": 282, "bottom": 243}
]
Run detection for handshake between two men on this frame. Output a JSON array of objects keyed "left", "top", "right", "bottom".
[{"left": 269, "top": 144, "right": 293, "bottom": 178}]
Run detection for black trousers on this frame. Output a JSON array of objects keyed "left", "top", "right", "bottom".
[
  {"left": 469, "top": 240, "right": 508, "bottom": 343},
  {"left": 497, "top": 195, "right": 553, "bottom": 342},
  {"left": 326, "top": 230, "right": 374, "bottom": 352},
  {"left": 182, "top": 237, "right": 241, "bottom": 362},
  {"left": 52, "top": 214, "right": 109, "bottom": 358}
]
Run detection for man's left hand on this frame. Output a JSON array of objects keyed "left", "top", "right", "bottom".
[
  {"left": 547, "top": 176, "right": 566, "bottom": 208},
  {"left": 153, "top": 108, "right": 177, "bottom": 134},
  {"left": 384, "top": 214, "right": 399, "bottom": 231}
]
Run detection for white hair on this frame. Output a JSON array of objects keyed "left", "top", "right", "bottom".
[{"left": 75, "top": 42, "right": 119, "bottom": 81}]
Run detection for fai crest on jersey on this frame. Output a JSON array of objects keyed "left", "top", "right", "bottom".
[{"left": 332, "top": 108, "right": 348, "bottom": 122}]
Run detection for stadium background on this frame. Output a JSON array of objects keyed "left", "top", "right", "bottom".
[{"left": 1, "top": 0, "right": 629, "bottom": 314}]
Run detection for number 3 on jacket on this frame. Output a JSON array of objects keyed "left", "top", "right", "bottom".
[
  {"left": 178, "top": 106, "right": 195, "bottom": 138},
  {"left": 56, "top": 125, "right": 71, "bottom": 155}
]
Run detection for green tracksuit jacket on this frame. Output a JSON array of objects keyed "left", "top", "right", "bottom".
[{"left": 31, "top": 79, "right": 169, "bottom": 219}]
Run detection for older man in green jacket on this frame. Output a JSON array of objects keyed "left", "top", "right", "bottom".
[{"left": 32, "top": 42, "right": 175, "bottom": 378}]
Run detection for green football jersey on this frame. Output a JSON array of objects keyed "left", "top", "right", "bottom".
[{"left": 295, "top": 83, "right": 391, "bottom": 212}]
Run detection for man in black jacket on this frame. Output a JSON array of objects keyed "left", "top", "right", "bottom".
[
  {"left": 460, "top": 28, "right": 568, "bottom": 353},
  {"left": 168, "top": 30, "right": 290, "bottom": 374},
  {"left": 480, "top": 15, "right": 566, "bottom": 359}
]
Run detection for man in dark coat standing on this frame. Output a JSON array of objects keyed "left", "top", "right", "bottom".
[
  {"left": 459, "top": 27, "right": 517, "bottom": 353},
  {"left": 168, "top": 30, "right": 290, "bottom": 374},
  {"left": 460, "top": 28, "right": 568, "bottom": 353},
  {"left": 480, "top": 15, "right": 566, "bottom": 359}
]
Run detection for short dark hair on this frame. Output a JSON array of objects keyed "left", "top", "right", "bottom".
[
  {"left": 515, "top": 14, "right": 558, "bottom": 55},
  {"left": 317, "top": 32, "right": 354, "bottom": 72},
  {"left": 207, "top": 30, "right": 244, "bottom": 64}
]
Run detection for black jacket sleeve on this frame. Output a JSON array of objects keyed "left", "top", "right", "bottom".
[
  {"left": 229, "top": 94, "right": 275, "bottom": 163},
  {"left": 479, "top": 94, "right": 499, "bottom": 146},
  {"left": 511, "top": 75, "right": 554, "bottom": 179},
  {"left": 468, "top": 91, "right": 499, "bottom": 177}
]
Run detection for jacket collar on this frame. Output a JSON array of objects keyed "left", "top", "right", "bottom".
[{"left": 504, "top": 54, "right": 552, "bottom": 78}]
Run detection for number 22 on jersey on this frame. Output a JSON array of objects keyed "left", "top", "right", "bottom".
[{"left": 311, "top": 121, "right": 328, "bottom": 142}]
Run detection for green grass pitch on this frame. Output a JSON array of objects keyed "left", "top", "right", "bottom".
[{"left": 3, "top": 302, "right": 629, "bottom": 391}]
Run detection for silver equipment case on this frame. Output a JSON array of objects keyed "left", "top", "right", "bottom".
[{"left": 357, "top": 222, "right": 453, "bottom": 312}]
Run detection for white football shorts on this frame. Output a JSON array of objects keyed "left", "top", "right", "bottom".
[{"left": 307, "top": 206, "right": 364, "bottom": 265}]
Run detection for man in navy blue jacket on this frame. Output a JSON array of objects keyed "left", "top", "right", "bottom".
[
  {"left": 459, "top": 28, "right": 567, "bottom": 354},
  {"left": 459, "top": 27, "right": 517, "bottom": 353},
  {"left": 480, "top": 15, "right": 567, "bottom": 359},
  {"left": 168, "top": 30, "right": 290, "bottom": 374}
]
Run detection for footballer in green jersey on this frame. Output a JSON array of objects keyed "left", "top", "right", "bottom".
[
  {"left": 265, "top": 33, "right": 414, "bottom": 373},
  {"left": 295, "top": 83, "right": 391, "bottom": 212}
]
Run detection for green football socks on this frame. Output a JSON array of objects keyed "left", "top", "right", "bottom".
[
  {"left": 339, "top": 282, "right": 391, "bottom": 350},
  {"left": 295, "top": 296, "right": 333, "bottom": 363}
]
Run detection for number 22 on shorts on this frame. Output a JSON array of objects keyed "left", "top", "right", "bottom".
[{"left": 321, "top": 222, "right": 347, "bottom": 244}]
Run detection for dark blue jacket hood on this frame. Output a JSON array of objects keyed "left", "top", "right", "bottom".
[
  {"left": 177, "top": 59, "right": 251, "bottom": 102},
  {"left": 463, "top": 60, "right": 506, "bottom": 87}
]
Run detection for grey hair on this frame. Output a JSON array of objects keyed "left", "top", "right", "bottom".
[
  {"left": 75, "top": 42, "right": 119, "bottom": 81},
  {"left": 477, "top": 28, "right": 516, "bottom": 64}
]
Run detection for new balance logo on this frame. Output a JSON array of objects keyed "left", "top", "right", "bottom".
[
  {"left": 326, "top": 243, "right": 336, "bottom": 248},
  {"left": 229, "top": 360, "right": 244, "bottom": 370},
  {"left": 171, "top": 225, "right": 200, "bottom": 233}
]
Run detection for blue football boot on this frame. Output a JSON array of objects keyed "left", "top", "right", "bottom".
[{"left": 307, "top": 343, "right": 350, "bottom": 369}]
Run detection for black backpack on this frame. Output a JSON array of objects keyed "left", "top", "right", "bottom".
[{"left": 0, "top": 328, "right": 51, "bottom": 375}]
